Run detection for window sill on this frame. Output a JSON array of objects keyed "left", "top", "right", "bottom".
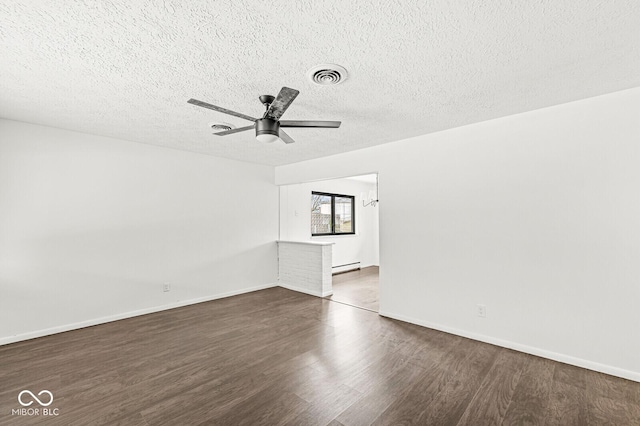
[{"left": 311, "top": 233, "right": 358, "bottom": 239}]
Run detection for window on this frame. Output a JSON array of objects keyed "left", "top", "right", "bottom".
[{"left": 311, "top": 192, "right": 355, "bottom": 236}]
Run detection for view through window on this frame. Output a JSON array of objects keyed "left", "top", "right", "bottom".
[{"left": 311, "top": 192, "right": 355, "bottom": 235}]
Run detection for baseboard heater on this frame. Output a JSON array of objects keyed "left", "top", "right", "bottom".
[{"left": 332, "top": 262, "right": 361, "bottom": 275}]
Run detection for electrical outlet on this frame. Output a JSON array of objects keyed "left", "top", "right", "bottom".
[
  {"left": 163, "top": 283, "right": 171, "bottom": 292},
  {"left": 477, "top": 304, "right": 486, "bottom": 318}
]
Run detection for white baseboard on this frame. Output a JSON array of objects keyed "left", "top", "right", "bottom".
[
  {"left": 0, "top": 282, "right": 278, "bottom": 346},
  {"left": 379, "top": 310, "right": 640, "bottom": 383},
  {"left": 278, "top": 282, "right": 332, "bottom": 298}
]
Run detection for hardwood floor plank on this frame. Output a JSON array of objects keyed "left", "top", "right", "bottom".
[
  {"left": 404, "top": 328, "right": 465, "bottom": 369},
  {"left": 203, "top": 389, "right": 308, "bottom": 426},
  {"left": 543, "top": 380, "right": 588, "bottom": 426},
  {"left": 586, "top": 395, "right": 634, "bottom": 426},
  {"left": 502, "top": 356, "right": 555, "bottom": 426},
  {"left": 586, "top": 370, "right": 640, "bottom": 424},
  {"left": 335, "top": 362, "right": 426, "bottom": 426},
  {"left": 371, "top": 341, "right": 498, "bottom": 425},
  {"left": 456, "top": 349, "right": 527, "bottom": 425},
  {"left": 552, "top": 362, "right": 587, "bottom": 389},
  {"left": 284, "top": 384, "right": 362, "bottom": 426},
  {"left": 368, "top": 366, "right": 451, "bottom": 425},
  {"left": 342, "top": 340, "right": 423, "bottom": 394},
  {"left": 586, "top": 369, "right": 640, "bottom": 403},
  {"left": 410, "top": 343, "right": 500, "bottom": 425}
]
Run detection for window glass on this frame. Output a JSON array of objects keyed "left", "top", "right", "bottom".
[
  {"left": 311, "top": 193, "right": 332, "bottom": 235},
  {"left": 334, "top": 196, "right": 353, "bottom": 233},
  {"left": 311, "top": 192, "right": 355, "bottom": 235}
]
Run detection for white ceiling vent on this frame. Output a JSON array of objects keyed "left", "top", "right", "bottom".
[
  {"left": 307, "top": 64, "right": 348, "bottom": 85},
  {"left": 209, "top": 122, "right": 235, "bottom": 133}
]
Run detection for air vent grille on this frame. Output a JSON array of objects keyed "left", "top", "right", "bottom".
[
  {"left": 210, "top": 123, "right": 234, "bottom": 133},
  {"left": 307, "top": 64, "right": 348, "bottom": 86},
  {"left": 312, "top": 69, "right": 342, "bottom": 85}
]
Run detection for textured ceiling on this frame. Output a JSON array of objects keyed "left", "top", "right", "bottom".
[{"left": 1, "top": 1, "right": 639, "bottom": 166}]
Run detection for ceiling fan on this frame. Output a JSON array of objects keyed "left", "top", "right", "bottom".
[{"left": 188, "top": 87, "right": 341, "bottom": 144}]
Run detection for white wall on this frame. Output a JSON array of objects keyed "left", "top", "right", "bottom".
[
  {"left": 0, "top": 120, "right": 278, "bottom": 344},
  {"left": 275, "top": 87, "right": 640, "bottom": 381},
  {"left": 279, "top": 177, "right": 379, "bottom": 268}
]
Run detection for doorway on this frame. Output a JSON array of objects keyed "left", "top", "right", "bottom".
[{"left": 279, "top": 173, "right": 380, "bottom": 311}]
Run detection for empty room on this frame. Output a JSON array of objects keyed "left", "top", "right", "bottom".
[{"left": 1, "top": 1, "right": 640, "bottom": 425}]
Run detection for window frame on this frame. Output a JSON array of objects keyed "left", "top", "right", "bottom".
[{"left": 311, "top": 191, "right": 356, "bottom": 236}]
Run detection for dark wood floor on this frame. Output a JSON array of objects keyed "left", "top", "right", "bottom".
[
  {"left": 329, "top": 266, "right": 379, "bottom": 312},
  {"left": 1, "top": 287, "right": 639, "bottom": 425}
]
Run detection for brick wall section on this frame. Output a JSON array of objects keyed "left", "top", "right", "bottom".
[{"left": 277, "top": 241, "right": 333, "bottom": 297}]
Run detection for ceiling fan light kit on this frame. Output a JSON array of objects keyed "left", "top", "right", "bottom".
[
  {"left": 188, "top": 86, "right": 341, "bottom": 144},
  {"left": 255, "top": 119, "right": 280, "bottom": 143}
]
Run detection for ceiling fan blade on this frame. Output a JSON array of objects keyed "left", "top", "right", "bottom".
[
  {"left": 213, "top": 125, "right": 254, "bottom": 136},
  {"left": 279, "top": 120, "right": 341, "bottom": 128},
  {"left": 264, "top": 87, "right": 299, "bottom": 121},
  {"left": 279, "top": 130, "right": 296, "bottom": 144},
  {"left": 188, "top": 98, "right": 257, "bottom": 122}
]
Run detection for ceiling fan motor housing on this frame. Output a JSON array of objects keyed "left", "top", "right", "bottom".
[{"left": 256, "top": 118, "right": 280, "bottom": 138}]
